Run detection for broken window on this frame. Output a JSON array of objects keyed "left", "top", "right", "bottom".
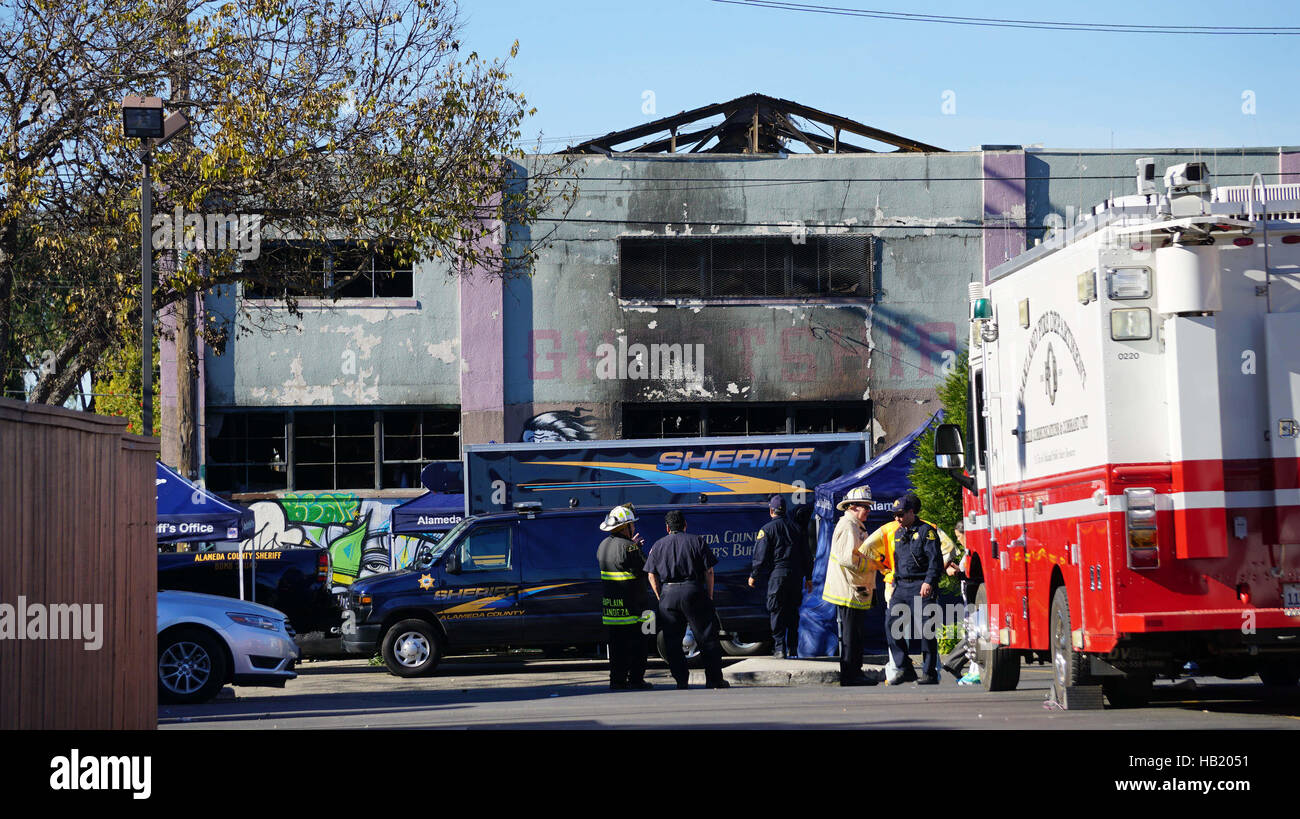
[{"left": 619, "top": 236, "right": 875, "bottom": 301}]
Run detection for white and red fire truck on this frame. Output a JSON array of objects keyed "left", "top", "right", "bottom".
[{"left": 935, "top": 160, "right": 1300, "bottom": 707}]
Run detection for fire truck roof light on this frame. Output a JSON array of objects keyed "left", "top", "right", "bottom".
[{"left": 971, "top": 298, "right": 993, "bottom": 320}]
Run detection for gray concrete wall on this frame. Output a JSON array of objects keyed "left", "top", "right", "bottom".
[
  {"left": 199, "top": 145, "right": 1299, "bottom": 458},
  {"left": 508, "top": 152, "right": 985, "bottom": 444},
  {"left": 204, "top": 257, "right": 461, "bottom": 408}
]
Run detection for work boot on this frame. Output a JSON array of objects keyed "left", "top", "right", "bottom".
[
  {"left": 706, "top": 679, "right": 731, "bottom": 689},
  {"left": 627, "top": 680, "right": 654, "bottom": 690},
  {"left": 916, "top": 676, "right": 940, "bottom": 686}
]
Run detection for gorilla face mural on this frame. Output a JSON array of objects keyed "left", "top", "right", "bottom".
[{"left": 521, "top": 408, "right": 599, "bottom": 442}]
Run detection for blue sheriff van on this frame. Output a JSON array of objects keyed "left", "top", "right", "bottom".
[{"left": 341, "top": 502, "right": 781, "bottom": 676}]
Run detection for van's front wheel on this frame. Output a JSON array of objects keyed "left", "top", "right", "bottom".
[{"left": 381, "top": 619, "right": 443, "bottom": 677}]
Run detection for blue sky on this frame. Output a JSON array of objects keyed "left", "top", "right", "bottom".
[{"left": 461, "top": 0, "right": 1298, "bottom": 152}]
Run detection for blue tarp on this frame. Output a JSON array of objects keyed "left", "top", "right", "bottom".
[
  {"left": 155, "top": 461, "right": 254, "bottom": 543},
  {"left": 390, "top": 492, "right": 466, "bottom": 536},
  {"left": 799, "top": 411, "right": 944, "bottom": 657}
]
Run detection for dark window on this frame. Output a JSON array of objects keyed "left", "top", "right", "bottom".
[
  {"left": 793, "top": 405, "right": 869, "bottom": 434},
  {"left": 622, "top": 402, "right": 870, "bottom": 439},
  {"left": 207, "top": 407, "right": 458, "bottom": 491},
  {"left": 622, "top": 406, "right": 702, "bottom": 439},
  {"left": 205, "top": 411, "right": 288, "bottom": 493},
  {"left": 619, "top": 236, "right": 876, "bottom": 300},
  {"left": 243, "top": 241, "right": 413, "bottom": 299},
  {"left": 382, "top": 410, "right": 461, "bottom": 489}
]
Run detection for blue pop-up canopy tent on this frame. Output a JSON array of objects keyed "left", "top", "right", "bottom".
[
  {"left": 155, "top": 461, "right": 254, "bottom": 544},
  {"left": 390, "top": 492, "right": 466, "bottom": 536},
  {"left": 799, "top": 411, "right": 943, "bottom": 657}
]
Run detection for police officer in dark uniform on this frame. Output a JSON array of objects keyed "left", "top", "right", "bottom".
[
  {"left": 644, "top": 509, "right": 730, "bottom": 690},
  {"left": 886, "top": 492, "right": 944, "bottom": 685},
  {"left": 748, "top": 495, "right": 812, "bottom": 659},
  {"left": 596, "top": 504, "right": 653, "bottom": 690}
]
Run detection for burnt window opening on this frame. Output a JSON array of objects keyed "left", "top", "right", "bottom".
[
  {"left": 621, "top": 402, "right": 871, "bottom": 439},
  {"left": 242, "top": 242, "right": 414, "bottom": 300},
  {"left": 206, "top": 407, "right": 459, "bottom": 492},
  {"left": 619, "top": 236, "right": 876, "bottom": 301}
]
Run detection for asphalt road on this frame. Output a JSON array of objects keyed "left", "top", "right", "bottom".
[{"left": 159, "top": 654, "right": 1300, "bottom": 730}]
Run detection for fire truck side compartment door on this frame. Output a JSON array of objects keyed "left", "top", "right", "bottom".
[
  {"left": 1164, "top": 315, "right": 1228, "bottom": 559},
  {"left": 1077, "top": 519, "right": 1115, "bottom": 646},
  {"left": 1265, "top": 312, "right": 1300, "bottom": 544}
]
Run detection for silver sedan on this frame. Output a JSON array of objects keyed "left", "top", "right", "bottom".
[{"left": 157, "top": 590, "right": 299, "bottom": 704}]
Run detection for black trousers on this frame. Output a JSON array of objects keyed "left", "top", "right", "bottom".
[
  {"left": 767, "top": 571, "right": 803, "bottom": 656},
  {"left": 658, "top": 582, "right": 725, "bottom": 686},
  {"left": 607, "top": 623, "right": 647, "bottom": 685},
  {"left": 836, "top": 604, "right": 868, "bottom": 682},
  {"left": 888, "top": 580, "right": 939, "bottom": 680}
]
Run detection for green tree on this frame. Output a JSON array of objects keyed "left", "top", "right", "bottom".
[
  {"left": 92, "top": 332, "right": 159, "bottom": 436},
  {"left": 1, "top": 0, "right": 574, "bottom": 411},
  {"left": 909, "top": 348, "right": 969, "bottom": 543}
]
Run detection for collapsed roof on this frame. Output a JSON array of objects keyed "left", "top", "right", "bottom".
[{"left": 565, "top": 92, "right": 944, "bottom": 155}]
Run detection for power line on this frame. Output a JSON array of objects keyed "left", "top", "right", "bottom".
[{"left": 714, "top": 1, "right": 1300, "bottom": 35}]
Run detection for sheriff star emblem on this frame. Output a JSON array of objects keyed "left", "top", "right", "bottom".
[{"left": 418, "top": 574, "right": 434, "bottom": 590}]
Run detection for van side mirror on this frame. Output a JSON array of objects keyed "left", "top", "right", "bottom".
[
  {"left": 415, "top": 543, "right": 435, "bottom": 571},
  {"left": 934, "top": 423, "right": 977, "bottom": 493},
  {"left": 446, "top": 548, "right": 462, "bottom": 574},
  {"left": 934, "top": 423, "right": 965, "bottom": 469}
]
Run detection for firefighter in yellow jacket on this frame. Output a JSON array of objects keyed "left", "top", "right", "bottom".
[{"left": 822, "top": 486, "right": 879, "bottom": 686}]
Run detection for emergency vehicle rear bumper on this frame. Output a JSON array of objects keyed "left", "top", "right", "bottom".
[{"left": 1115, "top": 609, "right": 1300, "bottom": 632}]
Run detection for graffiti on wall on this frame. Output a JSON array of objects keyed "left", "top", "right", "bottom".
[
  {"left": 239, "top": 493, "right": 430, "bottom": 590},
  {"left": 520, "top": 408, "right": 599, "bottom": 442}
]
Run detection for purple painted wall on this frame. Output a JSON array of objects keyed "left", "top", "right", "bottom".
[
  {"left": 1281, "top": 151, "right": 1300, "bottom": 184},
  {"left": 983, "top": 150, "right": 1027, "bottom": 280},
  {"left": 458, "top": 206, "right": 506, "bottom": 443},
  {"left": 158, "top": 301, "right": 178, "bottom": 465}
]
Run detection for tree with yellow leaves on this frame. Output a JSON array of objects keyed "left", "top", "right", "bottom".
[{"left": 1, "top": 0, "right": 573, "bottom": 415}]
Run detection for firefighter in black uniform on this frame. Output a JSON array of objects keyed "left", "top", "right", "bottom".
[
  {"left": 886, "top": 492, "right": 944, "bottom": 685},
  {"left": 596, "top": 504, "right": 653, "bottom": 690},
  {"left": 644, "top": 509, "right": 730, "bottom": 690},
  {"left": 748, "top": 495, "right": 813, "bottom": 658}
]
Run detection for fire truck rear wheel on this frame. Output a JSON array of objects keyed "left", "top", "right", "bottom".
[
  {"left": 973, "top": 583, "right": 1020, "bottom": 692},
  {"left": 1050, "top": 586, "right": 1092, "bottom": 692}
]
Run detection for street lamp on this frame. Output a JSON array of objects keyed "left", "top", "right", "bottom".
[{"left": 121, "top": 96, "right": 188, "bottom": 436}]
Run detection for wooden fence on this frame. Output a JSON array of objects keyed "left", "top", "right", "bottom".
[{"left": 0, "top": 398, "right": 157, "bottom": 729}]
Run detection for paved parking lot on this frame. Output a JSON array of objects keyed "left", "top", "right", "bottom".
[{"left": 159, "top": 653, "right": 1300, "bottom": 730}]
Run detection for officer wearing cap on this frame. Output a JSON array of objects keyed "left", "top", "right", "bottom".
[
  {"left": 866, "top": 492, "right": 944, "bottom": 684},
  {"left": 644, "top": 509, "right": 730, "bottom": 689},
  {"left": 596, "top": 504, "right": 653, "bottom": 690},
  {"left": 748, "top": 495, "right": 812, "bottom": 659}
]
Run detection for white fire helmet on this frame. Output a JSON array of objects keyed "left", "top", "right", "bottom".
[{"left": 599, "top": 504, "right": 638, "bottom": 533}]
